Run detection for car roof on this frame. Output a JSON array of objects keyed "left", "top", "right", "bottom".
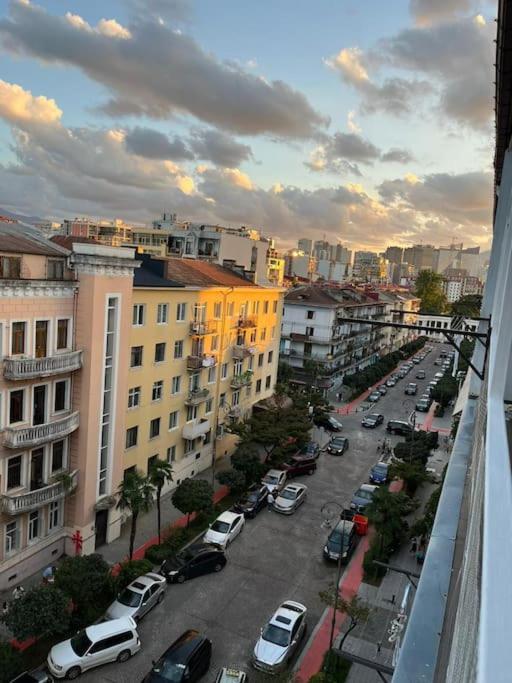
[
  {"left": 333, "top": 519, "right": 355, "bottom": 533},
  {"left": 359, "top": 484, "right": 377, "bottom": 493},
  {"left": 367, "top": 413, "right": 382, "bottom": 419},
  {"left": 127, "top": 574, "right": 162, "bottom": 592},
  {"left": 215, "top": 510, "right": 242, "bottom": 523},
  {"left": 160, "top": 630, "right": 207, "bottom": 664},
  {"left": 373, "top": 461, "right": 388, "bottom": 469},
  {"left": 270, "top": 601, "right": 307, "bottom": 630},
  {"left": 86, "top": 617, "right": 135, "bottom": 639},
  {"left": 265, "top": 469, "right": 283, "bottom": 476},
  {"left": 282, "top": 483, "right": 306, "bottom": 494}
]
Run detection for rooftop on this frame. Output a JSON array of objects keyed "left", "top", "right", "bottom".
[
  {"left": 0, "top": 223, "right": 68, "bottom": 257},
  {"left": 165, "top": 257, "right": 258, "bottom": 288},
  {"left": 284, "top": 284, "right": 384, "bottom": 307}
]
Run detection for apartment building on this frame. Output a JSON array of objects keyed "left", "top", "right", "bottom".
[
  {"left": 125, "top": 256, "right": 283, "bottom": 492},
  {"left": 280, "top": 285, "right": 387, "bottom": 387},
  {"left": 370, "top": 289, "right": 421, "bottom": 353},
  {"left": 0, "top": 227, "right": 138, "bottom": 590}
]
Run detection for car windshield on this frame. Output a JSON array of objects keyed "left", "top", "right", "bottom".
[
  {"left": 263, "top": 474, "right": 279, "bottom": 485},
  {"left": 373, "top": 466, "right": 387, "bottom": 475},
  {"left": 151, "top": 659, "right": 187, "bottom": 682},
  {"left": 329, "top": 529, "right": 351, "bottom": 549},
  {"left": 246, "top": 492, "right": 259, "bottom": 503},
  {"left": 357, "top": 490, "right": 373, "bottom": 500},
  {"left": 280, "top": 489, "right": 297, "bottom": 500},
  {"left": 261, "top": 624, "right": 290, "bottom": 647},
  {"left": 332, "top": 439, "right": 345, "bottom": 446},
  {"left": 211, "top": 520, "right": 230, "bottom": 533},
  {"left": 70, "top": 630, "right": 93, "bottom": 657},
  {"left": 117, "top": 587, "right": 142, "bottom": 607}
]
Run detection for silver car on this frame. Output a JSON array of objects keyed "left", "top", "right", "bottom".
[
  {"left": 272, "top": 483, "right": 308, "bottom": 515},
  {"left": 253, "top": 601, "right": 307, "bottom": 673},
  {"left": 105, "top": 572, "right": 166, "bottom": 621}
]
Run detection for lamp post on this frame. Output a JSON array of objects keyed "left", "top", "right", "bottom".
[
  {"left": 402, "top": 399, "right": 416, "bottom": 460},
  {"left": 321, "top": 501, "right": 348, "bottom": 651}
]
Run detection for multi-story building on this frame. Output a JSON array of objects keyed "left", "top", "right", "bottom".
[
  {"left": 279, "top": 285, "right": 387, "bottom": 387},
  {"left": 297, "top": 238, "right": 312, "bottom": 255},
  {"left": 373, "top": 289, "right": 421, "bottom": 353},
  {"left": 0, "top": 226, "right": 138, "bottom": 590},
  {"left": 61, "top": 218, "right": 133, "bottom": 247},
  {"left": 383, "top": 246, "right": 404, "bottom": 266},
  {"left": 284, "top": 250, "right": 316, "bottom": 280},
  {"left": 352, "top": 251, "right": 390, "bottom": 283},
  {"left": 266, "top": 240, "right": 285, "bottom": 287},
  {"left": 403, "top": 244, "right": 437, "bottom": 272},
  {"left": 443, "top": 277, "right": 464, "bottom": 303},
  {"left": 125, "top": 255, "right": 283, "bottom": 491}
]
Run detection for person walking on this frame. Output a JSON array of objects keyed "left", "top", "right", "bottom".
[{"left": 267, "top": 489, "right": 275, "bottom": 511}]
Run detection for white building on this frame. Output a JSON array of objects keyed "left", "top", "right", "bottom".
[{"left": 443, "top": 277, "right": 464, "bottom": 303}]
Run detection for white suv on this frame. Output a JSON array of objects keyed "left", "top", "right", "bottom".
[{"left": 47, "top": 616, "right": 140, "bottom": 679}]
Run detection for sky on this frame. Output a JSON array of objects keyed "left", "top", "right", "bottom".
[{"left": 0, "top": 0, "right": 497, "bottom": 251}]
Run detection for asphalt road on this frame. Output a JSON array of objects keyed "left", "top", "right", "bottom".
[{"left": 78, "top": 342, "right": 450, "bottom": 683}]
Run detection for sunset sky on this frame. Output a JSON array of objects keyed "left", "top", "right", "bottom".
[{"left": 0, "top": 0, "right": 497, "bottom": 250}]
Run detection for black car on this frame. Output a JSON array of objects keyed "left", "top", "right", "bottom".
[
  {"left": 327, "top": 436, "right": 349, "bottom": 455},
  {"left": 297, "top": 441, "right": 320, "bottom": 459},
  {"left": 10, "top": 673, "right": 52, "bottom": 683},
  {"left": 323, "top": 519, "right": 357, "bottom": 563},
  {"left": 386, "top": 420, "right": 413, "bottom": 436},
  {"left": 232, "top": 484, "right": 268, "bottom": 518},
  {"left": 314, "top": 415, "right": 343, "bottom": 431},
  {"left": 361, "top": 413, "right": 384, "bottom": 428},
  {"left": 143, "top": 630, "right": 212, "bottom": 683},
  {"left": 160, "top": 544, "right": 226, "bottom": 583}
]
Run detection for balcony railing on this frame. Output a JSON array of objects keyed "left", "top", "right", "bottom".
[
  {"left": 1, "top": 470, "right": 78, "bottom": 516},
  {"left": 232, "top": 344, "right": 257, "bottom": 359},
  {"left": 182, "top": 418, "right": 211, "bottom": 440},
  {"left": 189, "top": 321, "right": 217, "bottom": 336},
  {"left": 185, "top": 388, "right": 210, "bottom": 405},
  {"left": 3, "top": 350, "right": 83, "bottom": 380},
  {"left": 4, "top": 411, "right": 80, "bottom": 449},
  {"left": 230, "top": 371, "right": 253, "bottom": 389},
  {"left": 186, "top": 354, "right": 217, "bottom": 371},
  {"left": 236, "top": 316, "right": 258, "bottom": 329}
]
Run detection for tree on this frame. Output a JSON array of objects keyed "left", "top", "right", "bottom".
[
  {"left": 117, "top": 469, "right": 155, "bottom": 560},
  {"left": 414, "top": 270, "right": 447, "bottom": 314},
  {"left": 171, "top": 478, "right": 213, "bottom": 527},
  {"left": 457, "top": 339, "right": 475, "bottom": 372},
  {"left": 1, "top": 585, "right": 71, "bottom": 640},
  {"left": 0, "top": 640, "right": 23, "bottom": 683},
  {"left": 318, "top": 588, "right": 370, "bottom": 650},
  {"left": 365, "top": 488, "right": 410, "bottom": 553},
  {"left": 231, "top": 445, "right": 266, "bottom": 485},
  {"left": 450, "top": 294, "right": 482, "bottom": 317},
  {"left": 114, "top": 559, "right": 154, "bottom": 592},
  {"left": 389, "top": 459, "right": 428, "bottom": 496},
  {"left": 431, "top": 375, "right": 458, "bottom": 407},
  {"left": 216, "top": 469, "right": 247, "bottom": 495},
  {"left": 393, "top": 438, "right": 431, "bottom": 465},
  {"left": 54, "top": 554, "right": 113, "bottom": 626},
  {"left": 303, "top": 359, "right": 322, "bottom": 387},
  {"left": 148, "top": 458, "right": 173, "bottom": 544}
]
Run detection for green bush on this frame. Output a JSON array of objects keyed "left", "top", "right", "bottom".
[
  {"left": 363, "top": 540, "right": 389, "bottom": 580},
  {"left": 145, "top": 527, "right": 188, "bottom": 564},
  {"left": 115, "top": 559, "right": 154, "bottom": 591},
  {"left": 0, "top": 640, "right": 24, "bottom": 683}
]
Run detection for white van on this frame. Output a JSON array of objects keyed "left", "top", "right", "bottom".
[{"left": 47, "top": 616, "right": 140, "bottom": 679}]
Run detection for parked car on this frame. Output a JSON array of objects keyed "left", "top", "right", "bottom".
[
  {"left": 296, "top": 441, "right": 320, "bottom": 459},
  {"left": 412, "top": 357, "right": 420, "bottom": 364},
  {"left": 105, "top": 572, "right": 166, "bottom": 621},
  {"left": 416, "top": 398, "right": 431, "bottom": 412},
  {"left": 142, "top": 630, "right": 212, "bottom": 683},
  {"left": 10, "top": 672, "right": 53, "bottom": 683},
  {"left": 350, "top": 484, "right": 378, "bottom": 512},
  {"left": 203, "top": 511, "right": 245, "bottom": 549},
  {"left": 404, "top": 383, "right": 418, "bottom": 396},
  {"left": 280, "top": 455, "right": 317, "bottom": 477},
  {"left": 367, "top": 392, "right": 381, "bottom": 403},
  {"left": 215, "top": 668, "right": 248, "bottom": 683},
  {"left": 273, "top": 483, "right": 308, "bottom": 515},
  {"left": 262, "top": 469, "right": 287, "bottom": 493},
  {"left": 457, "top": 370, "right": 466, "bottom": 381},
  {"left": 416, "top": 370, "right": 426, "bottom": 379},
  {"left": 377, "top": 385, "right": 387, "bottom": 395},
  {"left": 232, "top": 484, "right": 268, "bottom": 518},
  {"left": 47, "top": 617, "right": 140, "bottom": 680},
  {"left": 313, "top": 415, "right": 343, "bottom": 431},
  {"left": 323, "top": 519, "right": 357, "bottom": 563},
  {"left": 386, "top": 420, "right": 412, "bottom": 436},
  {"left": 160, "top": 543, "right": 226, "bottom": 583},
  {"left": 386, "top": 377, "right": 397, "bottom": 387},
  {"left": 327, "top": 436, "right": 349, "bottom": 455},
  {"left": 252, "top": 601, "right": 307, "bottom": 674},
  {"left": 369, "top": 461, "right": 389, "bottom": 484},
  {"left": 361, "top": 413, "right": 384, "bottom": 428},
  {"left": 434, "top": 358, "right": 443, "bottom": 366},
  {"left": 434, "top": 372, "right": 444, "bottom": 380}
]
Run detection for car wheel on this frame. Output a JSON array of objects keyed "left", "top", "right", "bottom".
[
  {"left": 177, "top": 573, "right": 186, "bottom": 584},
  {"left": 117, "top": 649, "right": 131, "bottom": 663},
  {"left": 157, "top": 591, "right": 165, "bottom": 603},
  {"left": 66, "top": 667, "right": 81, "bottom": 680},
  {"left": 213, "top": 562, "right": 223, "bottom": 572}
]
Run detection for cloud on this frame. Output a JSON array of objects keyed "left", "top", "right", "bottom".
[
  {"left": 0, "top": 1, "right": 327, "bottom": 138},
  {"left": 126, "top": 0, "right": 192, "bottom": 23},
  {"left": 124, "top": 127, "right": 194, "bottom": 161},
  {"left": 306, "top": 132, "right": 381, "bottom": 175},
  {"left": 0, "top": 79, "right": 62, "bottom": 125},
  {"left": 189, "top": 128, "right": 253, "bottom": 167},
  {"left": 347, "top": 110, "right": 361, "bottom": 133},
  {"left": 409, "top": 0, "right": 475, "bottom": 26},
  {"left": 381, "top": 148, "right": 415, "bottom": 163}
]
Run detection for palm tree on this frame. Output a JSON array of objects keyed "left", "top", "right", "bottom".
[
  {"left": 148, "top": 459, "right": 174, "bottom": 544},
  {"left": 116, "top": 470, "right": 155, "bottom": 559}
]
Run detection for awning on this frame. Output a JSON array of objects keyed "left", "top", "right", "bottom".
[{"left": 452, "top": 372, "right": 471, "bottom": 416}]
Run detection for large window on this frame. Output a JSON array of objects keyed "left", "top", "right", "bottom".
[
  {"left": 184, "top": 439, "right": 195, "bottom": 454},
  {"left": 214, "top": 301, "right": 222, "bottom": 318},
  {"left": 174, "top": 340, "right": 184, "bottom": 359},
  {"left": 9, "top": 389, "right": 24, "bottom": 424},
  {"left": 7, "top": 455, "right": 22, "bottom": 490},
  {"left": 125, "top": 426, "right": 138, "bottom": 449},
  {"left": 28, "top": 510, "right": 40, "bottom": 542},
  {"left": 47, "top": 259, "right": 65, "bottom": 279},
  {"left": 167, "top": 446, "right": 176, "bottom": 462},
  {"left": 56, "top": 319, "right": 69, "bottom": 350},
  {"left": 0, "top": 256, "right": 21, "bottom": 279},
  {"left": 171, "top": 376, "right": 181, "bottom": 395},
  {"left": 149, "top": 418, "right": 161, "bottom": 439},
  {"left": 221, "top": 363, "right": 228, "bottom": 379},
  {"left": 207, "top": 366, "right": 216, "bottom": 383},
  {"left": 268, "top": 350, "right": 274, "bottom": 364},
  {"left": 128, "top": 386, "right": 141, "bottom": 409},
  {"left": 176, "top": 303, "right": 187, "bottom": 321},
  {"left": 132, "top": 304, "right": 145, "bottom": 326},
  {"left": 48, "top": 500, "right": 62, "bottom": 531},
  {"left": 157, "top": 303, "right": 168, "bottom": 324},
  {"left": 154, "top": 342, "right": 166, "bottom": 363},
  {"left": 51, "top": 440, "right": 65, "bottom": 473},
  {"left": 130, "top": 346, "right": 143, "bottom": 368},
  {"left": 152, "top": 380, "right": 163, "bottom": 401},
  {"left": 54, "top": 380, "right": 69, "bottom": 412},
  {"left": 35, "top": 320, "right": 48, "bottom": 358},
  {"left": 266, "top": 375, "right": 272, "bottom": 389},
  {"left": 186, "top": 405, "right": 198, "bottom": 421},
  {"left": 169, "top": 411, "right": 179, "bottom": 430},
  {"left": 5, "top": 520, "right": 20, "bottom": 555},
  {"left": 11, "top": 321, "right": 26, "bottom": 355}
]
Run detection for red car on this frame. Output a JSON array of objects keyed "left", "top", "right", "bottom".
[{"left": 279, "top": 455, "right": 317, "bottom": 477}]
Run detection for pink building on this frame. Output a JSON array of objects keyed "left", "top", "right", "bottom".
[{"left": 0, "top": 226, "right": 137, "bottom": 590}]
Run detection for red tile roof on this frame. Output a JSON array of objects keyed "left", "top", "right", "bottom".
[
  {"left": 0, "top": 232, "right": 65, "bottom": 257},
  {"left": 165, "top": 258, "right": 258, "bottom": 287}
]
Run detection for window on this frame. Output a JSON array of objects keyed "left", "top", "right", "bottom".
[
  {"left": 176, "top": 303, "right": 187, "bottom": 321},
  {"left": 149, "top": 418, "right": 161, "bottom": 439},
  {"left": 130, "top": 346, "right": 143, "bottom": 367},
  {"left": 167, "top": 446, "right": 176, "bottom": 463},
  {"left": 124, "top": 466, "right": 136, "bottom": 480},
  {"left": 307, "top": 310, "right": 315, "bottom": 320},
  {"left": 207, "top": 366, "right": 216, "bottom": 383},
  {"left": 0, "top": 256, "right": 21, "bottom": 279},
  {"left": 128, "top": 386, "right": 141, "bottom": 409},
  {"left": 260, "top": 328, "right": 266, "bottom": 341},
  {"left": 174, "top": 340, "right": 183, "bottom": 359},
  {"left": 184, "top": 439, "right": 195, "bottom": 454},
  {"left": 204, "top": 430, "right": 211, "bottom": 445},
  {"left": 264, "top": 300, "right": 269, "bottom": 314},
  {"left": 252, "top": 301, "right": 260, "bottom": 314},
  {"left": 152, "top": 380, "right": 163, "bottom": 401},
  {"left": 48, "top": 500, "right": 62, "bottom": 531},
  {"left": 7, "top": 455, "right": 22, "bottom": 489},
  {"left": 157, "top": 303, "right": 168, "bottom": 324},
  {"left": 232, "top": 390, "right": 240, "bottom": 406},
  {"left": 265, "top": 375, "right": 271, "bottom": 389},
  {"left": 220, "top": 393, "right": 226, "bottom": 407},
  {"left": 125, "top": 426, "right": 138, "bottom": 449},
  {"left": 186, "top": 405, "right": 198, "bottom": 421},
  {"left": 250, "top": 329, "right": 257, "bottom": 343},
  {"left": 132, "top": 304, "right": 145, "bottom": 326},
  {"left": 234, "top": 359, "right": 243, "bottom": 376},
  {"left": 221, "top": 363, "right": 228, "bottom": 379},
  {"left": 28, "top": 510, "right": 40, "bottom": 542},
  {"left": 211, "top": 335, "right": 219, "bottom": 351},
  {"left": 51, "top": 440, "right": 65, "bottom": 473},
  {"left": 33, "top": 385, "right": 46, "bottom": 425},
  {"left": 227, "top": 301, "right": 234, "bottom": 317},
  {"left": 169, "top": 410, "right": 179, "bottom": 430},
  {"left": 56, "top": 319, "right": 69, "bottom": 350},
  {"left": 99, "top": 296, "right": 118, "bottom": 497},
  {"left": 54, "top": 380, "right": 69, "bottom": 412},
  {"left": 248, "top": 355, "right": 254, "bottom": 370},
  {"left": 5, "top": 520, "right": 20, "bottom": 555},
  {"left": 246, "top": 385, "right": 251, "bottom": 398},
  {"left": 214, "top": 301, "right": 222, "bottom": 318},
  {"left": 35, "top": 320, "right": 48, "bottom": 358},
  {"left": 154, "top": 342, "right": 166, "bottom": 363},
  {"left": 205, "top": 398, "right": 213, "bottom": 413},
  {"left": 258, "top": 353, "right": 264, "bottom": 368},
  {"left": 9, "top": 389, "right": 24, "bottom": 424},
  {"left": 268, "top": 350, "right": 274, "bottom": 364},
  {"left": 273, "top": 300, "right": 278, "bottom": 313},
  {"left": 271, "top": 326, "right": 276, "bottom": 339},
  {"left": 171, "top": 376, "right": 181, "bottom": 395},
  {"left": 47, "top": 259, "right": 64, "bottom": 279},
  {"left": 147, "top": 454, "right": 158, "bottom": 474},
  {"left": 256, "top": 379, "right": 262, "bottom": 394},
  {"left": 11, "top": 321, "right": 26, "bottom": 355}
]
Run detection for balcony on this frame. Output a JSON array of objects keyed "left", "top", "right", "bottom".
[
  {"left": 228, "top": 406, "right": 241, "bottom": 419},
  {"left": 182, "top": 418, "right": 211, "bottom": 440},
  {"left": 185, "top": 387, "right": 210, "bottom": 405},
  {"left": 1, "top": 470, "right": 78, "bottom": 516},
  {"left": 189, "top": 321, "right": 217, "bottom": 336},
  {"left": 232, "top": 344, "right": 257, "bottom": 359},
  {"left": 230, "top": 371, "right": 253, "bottom": 389},
  {"left": 3, "top": 351, "right": 82, "bottom": 380},
  {"left": 236, "top": 316, "right": 258, "bottom": 329},
  {"left": 4, "top": 411, "right": 80, "bottom": 449},
  {"left": 186, "top": 354, "right": 217, "bottom": 371}
]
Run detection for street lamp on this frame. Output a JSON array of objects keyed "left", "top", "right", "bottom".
[
  {"left": 402, "top": 399, "right": 416, "bottom": 460},
  {"left": 321, "top": 501, "right": 349, "bottom": 651}
]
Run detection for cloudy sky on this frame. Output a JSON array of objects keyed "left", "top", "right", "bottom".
[{"left": 0, "top": 0, "right": 496, "bottom": 251}]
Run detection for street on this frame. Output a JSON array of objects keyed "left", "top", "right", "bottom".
[{"left": 80, "top": 343, "right": 448, "bottom": 683}]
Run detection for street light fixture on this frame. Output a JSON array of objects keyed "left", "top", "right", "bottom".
[{"left": 321, "top": 501, "right": 349, "bottom": 651}]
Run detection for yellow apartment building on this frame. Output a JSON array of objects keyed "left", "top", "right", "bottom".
[{"left": 124, "top": 256, "right": 283, "bottom": 490}]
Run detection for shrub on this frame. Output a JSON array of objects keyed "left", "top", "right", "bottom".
[
  {"left": 115, "top": 559, "right": 154, "bottom": 591},
  {"left": 0, "top": 641, "right": 23, "bottom": 683},
  {"left": 145, "top": 528, "right": 188, "bottom": 564},
  {"left": 1, "top": 585, "right": 71, "bottom": 641}
]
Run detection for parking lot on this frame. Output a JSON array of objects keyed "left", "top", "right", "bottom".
[{"left": 81, "top": 344, "right": 449, "bottom": 682}]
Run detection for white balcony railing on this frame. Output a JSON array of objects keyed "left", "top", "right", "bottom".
[
  {"left": 3, "top": 351, "right": 82, "bottom": 380},
  {"left": 1, "top": 470, "right": 78, "bottom": 516},
  {"left": 182, "top": 418, "right": 211, "bottom": 440},
  {"left": 3, "top": 412, "right": 80, "bottom": 449}
]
